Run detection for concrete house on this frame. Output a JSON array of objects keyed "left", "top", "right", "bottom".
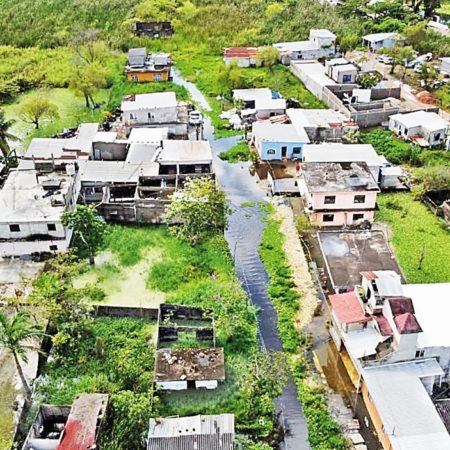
[
  {"left": 0, "top": 168, "right": 80, "bottom": 257},
  {"left": 328, "top": 273, "right": 450, "bottom": 450},
  {"left": 251, "top": 121, "right": 310, "bottom": 160},
  {"left": 287, "top": 108, "right": 358, "bottom": 142},
  {"left": 121, "top": 92, "right": 188, "bottom": 137},
  {"left": 22, "top": 393, "right": 108, "bottom": 450},
  {"left": 363, "top": 32, "right": 398, "bottom": 51},
  {"left": 224, "top": 47, "right": 260, "bottom": 67},
  {"left": 300, "top": 161, "right": 380, "bottom": 226},
  {"left": 325, "top": 58, "right": 358, "bottom": 83},
  {"left": 273, "top": 29, "right": 337, "bottom": 64},
  {"left": 232, "top": 88, "right": 286, "bottom": 119},
  {"left": 389, "top": 111, "right": 449, "bottom": 147},
  {"left": 125, "top": 48, "right": 172, "bottom": 82},
  {"left": 147, "top": 414, "right": 235, "bottom": 450},
  {"left": 302, "top": 143, "right": 403, "bottom": 188}
]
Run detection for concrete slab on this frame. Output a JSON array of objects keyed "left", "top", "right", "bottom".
[
  {"left": 0, "top": 258, "right": 44, "bottom": 285},
  {"left": 317, "top": 230, "right": 403, "bottom": 291}
]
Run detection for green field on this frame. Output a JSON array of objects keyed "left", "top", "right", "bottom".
[{"left": 376, "top": 193, "right": 450, "bottom": 283}]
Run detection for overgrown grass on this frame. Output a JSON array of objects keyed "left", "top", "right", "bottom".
[
  {"left": 35, "top": 317, "right": 157, "bottom": 449},
  {"left": 219, "top": 139, "right": 255, "bottom": 163},
  {"left": 361, "top": 129, "right": 450, "bottom": 167},
  {"left": 376, "top": 193, "right": 450, "bottom": 283},
  {"left": 259, "top": 205, "right": 347, "bottom": 450}
]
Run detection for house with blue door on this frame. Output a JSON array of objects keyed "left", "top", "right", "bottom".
[{"left": 251, "top": 122, "right": 310, "bottom": 160}]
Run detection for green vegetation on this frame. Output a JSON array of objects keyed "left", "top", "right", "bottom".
[
  {"left": 219, "top": 139, "right": 255, "bottom": 163},
  {"left": 28, "top": 224, "right": 285, "bottom": 447},
  {"left": 259, "top": 205, "right": 347, "bottom": 450},
  {"left": 361, "top": 129, "right": 450, "bottom": 167},
  {"left": 36, "top": 317, "right": 157, "bottom": 450},
  {"left": 376, "top": 193, "right": 450, "bottom": 283}
]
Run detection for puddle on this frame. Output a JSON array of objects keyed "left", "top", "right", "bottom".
[
  {"left": 74, "top": 250, "right": 166, "bottom": 308},
  {"left": 319, "top": 235, "right": 349, "bottom": 257}
]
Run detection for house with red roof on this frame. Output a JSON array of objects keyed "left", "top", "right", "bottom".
[{"left": 223, "top": 47, "right": 260, "bottom": 68}]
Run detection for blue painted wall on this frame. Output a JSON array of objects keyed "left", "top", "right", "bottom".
[{"left": 260, "top": 141, "right": 304, "bottom": 160}]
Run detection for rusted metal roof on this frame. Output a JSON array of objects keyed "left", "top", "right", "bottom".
[
  {"left": 57, "top": 393, "right": 108, "bottom": 450},
  {"left": 329, "top": 291, "right": 369, "bottom": 325},
  {"left": 224, "top": 47, "right": 259, "bottom": 58}
]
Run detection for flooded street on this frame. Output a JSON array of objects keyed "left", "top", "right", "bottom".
[{"left": 174, "top": 72, "right": 311, "bottom": 449}]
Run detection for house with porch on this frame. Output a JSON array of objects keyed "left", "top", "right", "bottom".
[{"left": 299, "top": 161, "right": 380, "bottom": 226}]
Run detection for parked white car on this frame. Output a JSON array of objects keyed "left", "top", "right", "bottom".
[{"left": 189, "top": 110, "right": 203, "bottom": 125}]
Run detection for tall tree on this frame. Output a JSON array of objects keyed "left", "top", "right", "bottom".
[
  {"left": 256, "top": 46, "right": 280, "bottom": 70},
  {"left": 19, "top": 94, "right": 59, "bottom": 129},
  {"left": 0, "top": 109, "right": 20, "bottom": 158},
  {"left": 0, "top": 309, "right": 45, "bottom": 399},
  {"left": 339, "top": 33, "right": 360, "bottom": 56},
  {"left": 165, "top": 177, "right": 230, "bottom": 245},
  {"left": 69, "top": 63, "right": 107, "bottom": 108},
  {"left": 62, "top": 205, "right": 106, "bottom": 264}
]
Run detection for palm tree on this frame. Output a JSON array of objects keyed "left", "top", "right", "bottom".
[
  {"left": 0, "top": 109, "right": 20, "bottom": 158},
  {"left": 0, "top": 309, "right": 45, "bottom": 399}
]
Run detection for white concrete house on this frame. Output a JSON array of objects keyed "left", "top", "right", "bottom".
[
  {"left": 325, "top": 58, "right": 358, "bottom": 83},
  {"left": 233, "top": 88, "right": 286, "bottom": 118},
  {"left": 273, "top": 29, "right": 337, "bottom": 64},
  {"left": 389, "top": 111, "right": 449, "bottom": 147},
  {"left": 121, "top": 92, "right": 178, "bottom": 125},
  {"left": 302, "top": 143, "right": 402, "bottom": 188},
  {"left": 0, "top": 169, "right": 80, "bottom": 257},
  {"left": 363, "top": 32, "right": 398, "bottom": 51}
]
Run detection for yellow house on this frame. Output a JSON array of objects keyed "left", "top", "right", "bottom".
[{"left": 126, "top": 48, "right": 172, "bottom": 83}]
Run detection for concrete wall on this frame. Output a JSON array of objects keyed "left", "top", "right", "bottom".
[
  {"left": 311, "top": 191, "right": 378, "bottom": 210},
  {"left": 0, "top": 238, "right": 69, "bottom": 257},
  {"left": 361, "top": 381, "right": 393, "bottom": 450},
  {"left": 94, "top": 305, "right": 159, "bottom": 320},
  {"left": 258, "top": 140, "right": 304, "bottom": 160},
  {"left": 224, "top": 56, "right": 258, "bottom": 68},
  {"left": 93, "top": 142, "right": 128, "bottom": 161},
  {"left": 0, "top": 220, "right": 66, "bottom": 240},
  {"left": 311, "top": 210, "right": 375, "bottom": 226},
  {"left": 123, "top": 106, "right": 178, "bottom": 125}
]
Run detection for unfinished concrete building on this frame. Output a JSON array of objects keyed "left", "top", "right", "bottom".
[
  {"left": 22, "top": 393, "right": 108, "bottom": 450},
  {"left": 78, "top": 139, "right": 214, "bottom": 223}
]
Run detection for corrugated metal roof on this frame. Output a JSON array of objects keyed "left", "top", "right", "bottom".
[{"left": 148, "top": 414, "right": 234, "bottom": 450}]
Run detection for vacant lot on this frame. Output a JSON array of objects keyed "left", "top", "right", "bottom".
[{"left": 376, "top": 193, "right": 450, "bottom": 283}]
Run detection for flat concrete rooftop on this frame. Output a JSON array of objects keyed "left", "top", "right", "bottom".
[{"left": 318, "top": 230, "right": 403, "bottom": 291}]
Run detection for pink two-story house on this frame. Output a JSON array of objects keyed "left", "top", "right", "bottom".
[{"left": 300, "top": 161, "right": 380, "bottom": 227}]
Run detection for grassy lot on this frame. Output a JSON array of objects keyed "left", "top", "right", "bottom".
[
  {"left": 219, "top": 139, "right": 255, "bottom": 163},
  {"left": 3, "top": 81, "right": 189, "bottom": 153},
  {"left": 361, "top": 129, "right": 450, "bottom": 167},
  {"left": 376, "top": 193, "right": 450, "bottom": 283}
]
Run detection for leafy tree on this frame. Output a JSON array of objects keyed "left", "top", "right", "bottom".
[
  {"left": 19, "top": 94, "right": 59, "bottom": 129},
  {"left": 165, "top": 177, "right": 231, "bottom": 245},
  {"left": 412, "top": 166, "right": 450, "bottom": 196},
  {"left": 69, "top": 62, "right": 108, "bottom": 108},
  {"left": 238, "top": 352, "right": 289, "bottom": 435},
  {"left": 72, "top": 29, "right": 106, "bottom": 65},
  {"left": 0, "top": 109, "right": 20, "bottom": 158},
  {"left": 256, "top": 46, "right": 280, "bottom": 70},
  {"left": 417, "top": 62, "right": 439, "bottom": 87},
  {"left": 399, "top": 46, "right": 416, "bottom": 79},
  {"left": 384, "top": 45, "right": 415, "bottom": 76},
  {"left": 339, "top": 33, "right": 360, "bottom": 55},
  {"left": 62, "top": 205, "right": 107, "bottom": 264},
  {"left": 357, "top": 71, "right": 382, "bottom": 88},
  {"left": 135, "top": 0, "right": 177, "bottom": 21},
  {"left": 404, "top": 22, "right": 428, "bottom": 47},
  {"left": 0, "top": 309, "right": 45, "bottom": 399}
]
